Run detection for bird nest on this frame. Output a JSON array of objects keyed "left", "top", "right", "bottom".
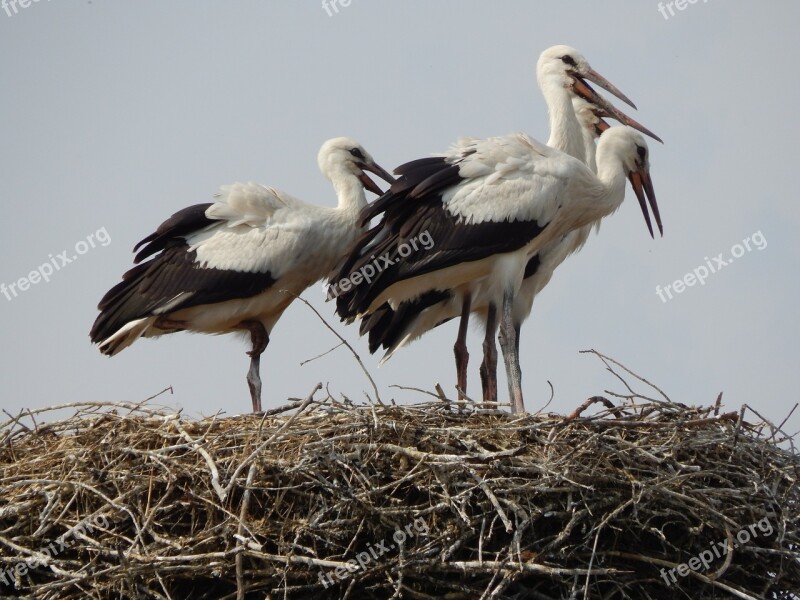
[{"left": 1, "top": 353, "right": 798, "bottom": 599}]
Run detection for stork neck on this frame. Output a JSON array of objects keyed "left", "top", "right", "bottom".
[
  {"left": 581, "top": 124, "right": 598, "bottom": 173},
  {"left": 329, "top": 169, "right": 369, "bottom": 215},
  {"left": 593, "top": 150, "right": 628, "bottom": 214},
  {"left": 541, "top": 80, "right": 585, "bottom": 162}
]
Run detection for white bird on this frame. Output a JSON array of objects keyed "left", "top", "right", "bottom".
[
  {"left": 331, "top": 126, "right": 661, "bottom": 414},
  {"left": 361, "top": 97, "right": 611, "bottom": 366},
  {"left": 91, "top": 137, "right": 394, "bottom": 413},
  {"left": 354, "top": 46, "right": 661, "bottom": 406}
]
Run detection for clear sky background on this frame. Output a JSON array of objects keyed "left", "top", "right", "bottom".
[{"left": 1, "top": 2, "right": 797, "bottom": 435}]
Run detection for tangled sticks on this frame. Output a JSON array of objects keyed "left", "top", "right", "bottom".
[{"left": 0, "top": 358, "right": 798, "bottom": 599}]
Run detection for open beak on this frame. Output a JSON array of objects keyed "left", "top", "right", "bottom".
[
  {"left": 359, "top": 161, "right": 396, "bottom": 196},
  {"left": 628, "top": 169, "right": 663, "bottom": 238},
  {"left": 573, "top": 78, "right": 663, "bottom": 144},
  {"left": 581, "top": 67, "right": 637, "bottom": 109}
]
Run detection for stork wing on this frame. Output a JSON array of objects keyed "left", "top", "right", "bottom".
[
  {"left": 205, "top": 182, "right": 292, "bottom": 227},
  {"left": 132, "top": 183, "right": 293, "bottom": 264},
  {"left": 90, "top": 241, "right": 277, "bottom": 342},
  {"left": 332, "top": 133, "right": 570, "bottom": 318},
  {"left": 133, "top": 203, "right": 216, "bottom": 263},
  {"left": 92, "top": 183, "right": 302, "bottom": 343}
]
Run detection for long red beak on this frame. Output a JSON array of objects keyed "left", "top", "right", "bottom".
[
  {"left": 628, "top": 170, "right": 663, "bottom": 238},
  {"left": 359, "top": 161, "right": 396, "bottom": 196},
  {"left": 572, "top": 78, "right": 663, "bottom": 144}
]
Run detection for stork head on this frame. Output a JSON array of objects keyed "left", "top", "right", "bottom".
[
  {"left": 597, "top": 127, "right": 663, "bottom": 238},
  {"left": 318, "top": 137, "right": 395, "bottom": 195},
  {"left": 537, "top": 45, "right": 638, "bottom": 110}
]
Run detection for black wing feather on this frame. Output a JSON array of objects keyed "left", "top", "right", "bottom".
[
  {"left": 90, "top": 241, "right": 275, "bottom": 345},
  {"left": 361, "top": 290, "right": 452, "bottom": 354},
  {"left": 332, "top": 154, "right": 546, "bottom": 319},
  {"left": 359, "top": 157, "right": 459, "bottom": 226},
  {"left": 133, "top": 203, "right": 216, "bottom": 263}
]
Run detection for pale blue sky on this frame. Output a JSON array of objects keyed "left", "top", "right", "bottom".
[{"left": 1, "top": 2, "right": 797, "bottom": 435}]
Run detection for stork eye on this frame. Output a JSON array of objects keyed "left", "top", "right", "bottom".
[
  {"left": 349, "top": 148, "right": 365, "bottom": 160},
  {"left": 637, "top": 146, "right": 647, "bottom": 159},
  {"left": 561, "top": 55, "right": 577, "bottom": 66}
]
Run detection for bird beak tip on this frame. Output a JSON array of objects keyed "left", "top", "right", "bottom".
[
  {"left": 361, "top": 161, "right": 396, "bottom": 192},
  {"left": 359, "top": 173, "right": 385, "bottom": 196}
]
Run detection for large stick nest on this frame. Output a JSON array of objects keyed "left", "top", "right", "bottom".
[{"left": 1, "top": 353, "right": 798, "bottom": 599}]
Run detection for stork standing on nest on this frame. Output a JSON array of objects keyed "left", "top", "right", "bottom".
[
  {"left": 90, "top": 138, "right": 394, "bottom": 413},
  {"left": 364, "top": 96, "right": 659, "bottom": 384},
  {"left": 331, "top": 125, "right": 661, "bottom": 414},
  {"left": 352, "top": 46, "right": 662, "bottom": 407}
]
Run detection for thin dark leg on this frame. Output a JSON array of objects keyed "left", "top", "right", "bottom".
[
  {"left": 241, "top": 320, "right": 269, "bottom": 413},
  {"left": 454, "top": 293, "right": 472, "bottom": 401},
  {"left": 498, "top": 290, "right": 524, "bottom": 414},
  {"left": 479, "top": 303, "right": 498, "bottom": 408}
]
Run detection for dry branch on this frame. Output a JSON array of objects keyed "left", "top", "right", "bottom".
[{"left": 0, "top": 370, "right": 798, "bottom": 599}]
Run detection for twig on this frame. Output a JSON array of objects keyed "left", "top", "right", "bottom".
[
  {"left": 283, "top": 292, "right": 382, "bottom": 405},
  {"left": 581, "top": 349, "right": 671, "bottom": 403},
  {"left": 223, "top": 383, "right": 321, "bottom": 497},
  {"left": 300, "top": 342, "right": 345, "bottom": 366}
]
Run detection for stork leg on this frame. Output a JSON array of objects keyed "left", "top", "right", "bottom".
[
  {"left": 479, "top": 303, "right": 498, "bottom": 408},
  {"left": 454, "top": 293, "right": 471, "bottom": 401},
  {"left": 498, "top": 290, "right": 525, "bottom": 414},
  {"left": 241, "top": 320, "right": 269, "bottom": 413}
]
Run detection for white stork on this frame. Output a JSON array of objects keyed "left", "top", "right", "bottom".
[
  {"left": 361, "top": 96, "right": 618, "bottom": 367},
  {"left": 353, "top": 46, "right": 662, "bottom": 406},
  {"left": 331, "top": 126, "right": 661, "bottom": 413},
  {"left": 90, "top": 138, "right": 394, "bottom": 413}
]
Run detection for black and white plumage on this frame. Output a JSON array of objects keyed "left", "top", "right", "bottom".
[
  {"left": 351, "top": 46, "right": 663, "bottom": 410},
  {"left": 331, "top": 126, "right": 661, "bottom": 414},
  {"left": 91, "top": 137, "right": 394, "bottom": 412},
  {"left": 362, "top": 96, "right": 658, "bottom": 364}
]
